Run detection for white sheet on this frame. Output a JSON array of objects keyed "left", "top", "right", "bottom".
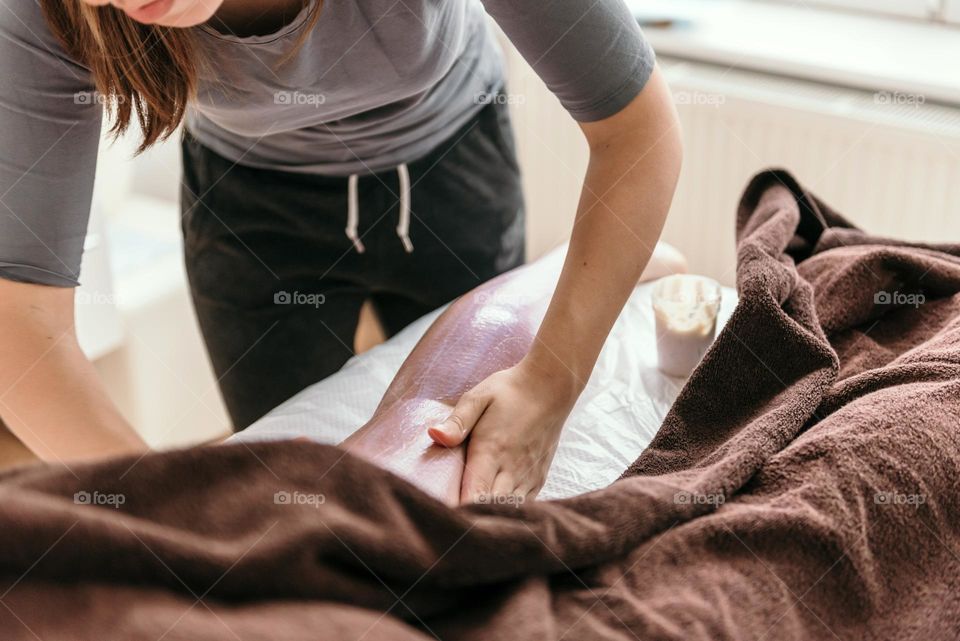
[{"left": 232, "top": 281, "right": 737, "bottom": 499}]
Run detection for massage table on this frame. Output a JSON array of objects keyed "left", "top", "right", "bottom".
[{"left": 231, "top": 251, "right": 737, "bottom": 501}]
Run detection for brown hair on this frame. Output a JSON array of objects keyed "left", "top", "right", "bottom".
[{"left": 39, "top": 1, "right": 320, "bottom": 153}]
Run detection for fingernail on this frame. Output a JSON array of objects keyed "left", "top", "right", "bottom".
[{"left": 428, "top": 425, "right": 452, "bottom": 442}]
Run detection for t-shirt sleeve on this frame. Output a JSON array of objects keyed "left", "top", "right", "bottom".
[
  {"left": 0, "top": 0, "right": 102, "bottom": 287},
  {"left": 480, "top": 0, "right": 655, "bottom": 122}
]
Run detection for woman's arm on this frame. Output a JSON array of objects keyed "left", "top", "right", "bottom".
[
  {"left": 0, "top": 280, "right": 148, "bottom": 462},
  {"left": 428, "top": 67, "right": 683, "bottom": 503},
  {"left": 0, "top": 2, "right": 138, "bottom": 462},
  {"left": 341, "top": 241, "right": 686, "bottom": 505}
]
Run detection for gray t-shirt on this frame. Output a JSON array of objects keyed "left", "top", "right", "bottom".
[{"left": 0, "top": 0, "right": 654, "bottom": 286}]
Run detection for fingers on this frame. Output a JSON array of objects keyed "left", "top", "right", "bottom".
[
  {"left": 428, "top": 390, "right": 487, "bottom": 448},
  {"left": 518, "top": 481, "right": 543, "bottom": 502},
  {"left": 459, "top": 449, "right": 497, "bottom": 505},
  {"left": 490, "top": 472, "right": 516, "bottom": 499},
  {"left": 464, "top": 470, "right": 537, "bottom": 507}
]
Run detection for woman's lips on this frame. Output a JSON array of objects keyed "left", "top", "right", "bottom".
[{"left": 126, "top": 0, "right": 175, "bottom": 23}]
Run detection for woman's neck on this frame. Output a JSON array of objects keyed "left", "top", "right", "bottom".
[{"left": 208, "top": 0, "right": 311, "bottom": 37}]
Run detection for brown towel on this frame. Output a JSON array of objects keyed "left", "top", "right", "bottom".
[{"left": 1, "top": 170, "right": 958, "bottom": 640}]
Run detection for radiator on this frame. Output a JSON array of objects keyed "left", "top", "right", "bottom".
[{"left": 504, "top": 52, "right": 960, "bottom": 285}]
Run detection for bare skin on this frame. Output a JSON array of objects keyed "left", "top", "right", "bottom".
[
  {"left": 0, "top": 280, "right": 147, "bottom": 463},
  {"left": 340, "top": 242, "right": 687, "bottom": 506}
]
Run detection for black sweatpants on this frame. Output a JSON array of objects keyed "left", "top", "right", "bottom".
[{"left": 180, "top": 97, "right": 525, "bottom": 430}]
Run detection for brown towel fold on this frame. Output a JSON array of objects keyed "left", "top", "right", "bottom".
[{"left": 1, "top": 169, "right": 958, "bottom": 640}]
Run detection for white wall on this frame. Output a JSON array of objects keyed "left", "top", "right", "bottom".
[
  {"left": 499, "top": 43, "right": 960, "bottom": 286},
  {"left": 88, "top": 128, "right": 232, "bottom": 447}
]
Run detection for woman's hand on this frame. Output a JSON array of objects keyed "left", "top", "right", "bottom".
[{"left": 427, "top": 357, "right": 580, "bottom": 504}]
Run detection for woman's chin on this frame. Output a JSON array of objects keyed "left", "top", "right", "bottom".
[
  {"left": 132, "top": 1, "right": 222, "bottom": 28},
  {"left": 160, "top": 6, "right": 220, "bottom": 27}
]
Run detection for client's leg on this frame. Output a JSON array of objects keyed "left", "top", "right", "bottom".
[{"left": 340, "top": 242, "right": 687, "bottom": 505}]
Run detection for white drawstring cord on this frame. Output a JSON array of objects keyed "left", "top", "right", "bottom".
[
  {"left": 345, "top": 173, "right": 365, "bottom": 253},
  {"left": 345, "top": 166, "right": 413, "bottom": 254},
  {"left": 396, "top": 163, "right": 414, "bottom": 253}
]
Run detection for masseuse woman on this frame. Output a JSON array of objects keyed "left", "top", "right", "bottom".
[{"left": 0, "top": 0, "right": 681, "bottom": 500}]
